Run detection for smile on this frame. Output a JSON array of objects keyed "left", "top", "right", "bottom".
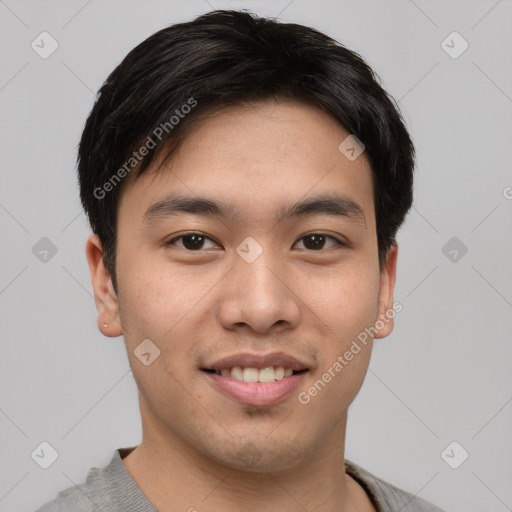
[
  {"left": 200, "top": 367, "right": 309, "bottom": 407},
  {"left": 206, "top": 366, "right": 301, "bottom": 382}
]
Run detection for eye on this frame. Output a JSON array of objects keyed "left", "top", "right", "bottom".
[
  {"left": 293, "top": 233, "right": 346, "bottom": 251},
  {"left": 165, "top": 233, "right": 219, "bottom": 251},
  {"left": 165, "top": 232, "right": 346, "bottom": 252}
]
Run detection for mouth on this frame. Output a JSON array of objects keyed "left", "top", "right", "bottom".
[
  {"left": 201, "top": 366, "right": 307, "bottom": 382},
  {"left": 200, "top": 352, "right": 310, "bottom": 406}
]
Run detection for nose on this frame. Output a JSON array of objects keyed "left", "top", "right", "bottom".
[{"left": 217, "top": 248, "right": 301, "bottom": 335}]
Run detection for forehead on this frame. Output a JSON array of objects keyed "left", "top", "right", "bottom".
[{"left": 118, "top": 100, "right": 375, "bottom": 228}]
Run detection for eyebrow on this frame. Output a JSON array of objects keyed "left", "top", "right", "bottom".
[{"left": 142, "top": 192, "right": 366, "bottom": 227}]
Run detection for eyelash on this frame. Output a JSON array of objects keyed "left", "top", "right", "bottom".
[{"left": 165, "top": 232, "right": 347, "bottom": 252}]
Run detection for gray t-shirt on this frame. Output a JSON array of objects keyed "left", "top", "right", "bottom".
[{"left": 34, "top": 447, "right": 446, "bottom": 511}]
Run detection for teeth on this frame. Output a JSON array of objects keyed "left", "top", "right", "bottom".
[
  {"left": 243, "top": 367, "right": 259, "bottom": 382},
  {"left": 215, "top": 366, "right": 300, "bottom": 382},
  {"left": 258, "top": 367, "right": 275, "bottom": 383},
  {"left": 231, "top": 366, "right": 244, "bottom": 381}
]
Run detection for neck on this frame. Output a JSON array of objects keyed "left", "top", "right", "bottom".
[{"left": 122, "top": 397, "right": 374, "bottom": 512}]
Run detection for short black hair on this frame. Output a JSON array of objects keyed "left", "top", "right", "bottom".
[{"left": 78, "top": 9, "right": 415, "bottom": 293}]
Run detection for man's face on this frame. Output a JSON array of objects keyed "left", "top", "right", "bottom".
[{"left": 91, "top": 100, "right": 397, "bottom": 471}]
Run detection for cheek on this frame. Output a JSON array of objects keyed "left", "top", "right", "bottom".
[
  {"left": 297, "top": 261, "right": 380, "bottom": 406},
  {"left": 298, "top": 261, "right": 381, "bottom": 341},
  {"left": 297, "top": 280, "right": 378, "bottom": 424},
  {"left": 117, "top": 271, "right": 196, "bottom": 418},
  {"left": 116, "top": 257, "right": 210, "bottom": 387},
  {"left": 117, "top": 249, "right": 193, "bottom": 336}
]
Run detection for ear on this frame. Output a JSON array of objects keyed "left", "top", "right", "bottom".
[
  {"left": 85, "top": 233, "right": 123, "bottom": 337},
  {"left": 373, "top": 243, "right": 398, "bottom": 339}
]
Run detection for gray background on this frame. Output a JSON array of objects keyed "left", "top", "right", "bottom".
[{"left": 1, "top": 0, "right": 511, "bottom": 510}]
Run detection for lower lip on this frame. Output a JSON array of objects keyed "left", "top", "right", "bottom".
[{"left": 202, "top": 371, "right": 308, "bottom": 406}]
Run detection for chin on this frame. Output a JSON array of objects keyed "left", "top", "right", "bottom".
[{"left": 205, "top": 435, "right": 309, "bottom": 473}]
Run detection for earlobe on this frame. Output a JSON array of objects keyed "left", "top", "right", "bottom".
[
  {"left": 374, "top": 243, "right": 398, "bottom": 340},
  {"left": 85, "top": 234, "right": 123, "bottom": 337}
]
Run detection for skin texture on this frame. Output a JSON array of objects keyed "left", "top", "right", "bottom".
[{"left": 86, "top": 100, "right": 398, "bottom": 511}]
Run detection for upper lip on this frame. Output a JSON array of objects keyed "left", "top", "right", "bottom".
[{"left": 202, "top": 351, "right": 310, "bottom": 371}]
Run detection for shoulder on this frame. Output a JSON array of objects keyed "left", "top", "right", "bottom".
[
  {"left": 32, "top": 447, "right": 152, "bottom": 512},
  {"left": 32, "top": 451, "right": 115, "bottom": 512},
  {"left": 345, "top": 460, "right": 447, "bottom": 512},
  {"left": 33, "top": 483, "right": 93, "bottom": 512}
]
